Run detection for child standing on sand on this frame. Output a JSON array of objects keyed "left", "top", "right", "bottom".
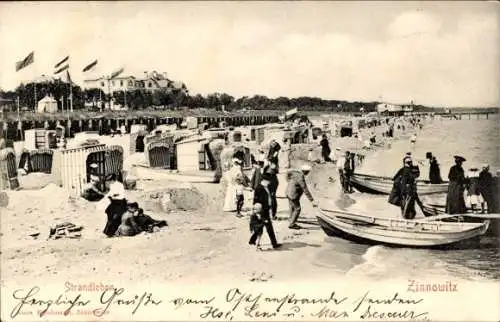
[
  {"left": 235, "top": 176, "right": 251, "bottom": 217},
  {"left": 249, "top": 203, "right": 264, "bottom": 249}
]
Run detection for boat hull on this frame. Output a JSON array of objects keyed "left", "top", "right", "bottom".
[
  {"left": 317, "top": 211, "right": 489, "bottom": 248},
  {"left": 351, "top": 173, "right": 448, "bottom": 195}
]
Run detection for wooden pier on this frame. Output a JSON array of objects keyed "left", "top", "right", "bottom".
[{"left": 435, "top": 111, "right": 495, "bottom": 120}]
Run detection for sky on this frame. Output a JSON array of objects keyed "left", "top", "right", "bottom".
[{"left": 0, "top": 1, "right": 498, "bottom": 107}]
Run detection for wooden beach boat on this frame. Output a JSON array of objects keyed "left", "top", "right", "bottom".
[
  {"left": 421, "top": 204, "right": 500, "bottom": 235},
  {"left": 316, "top": 208, "right": 490, "bottom": 248},
  {"left": 351, "top": 173, "right": 449, "bottom": 195}
]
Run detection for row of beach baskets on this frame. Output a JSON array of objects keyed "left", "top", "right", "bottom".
[{"left": 0, "top": 145, "right": 124, "bottom": 194}]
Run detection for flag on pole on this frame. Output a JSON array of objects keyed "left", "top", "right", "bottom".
[
  {"left": 15, "top": 51, "right": 35, "bottom": 72},
  {"left": 54, "top": 64, "right": 69, "bottom": 74},
  {"left": 110, "top": 67, "right": 124, "bottom": 79},
  {"left": 54, "top": 56, "right": 69, "bottom": 69},
  {"left": 82, "top": 59, "right": 98, "bottom": 72}
]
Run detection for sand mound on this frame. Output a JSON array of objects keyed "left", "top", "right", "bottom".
[
  {"left": 18, "top": 172, "right": 54, "bottom": 190},
  {"left": 6, "top": 183, "right": 72, "bottom": 213},
  {"left": 142, "top": 187, "right": 207, "bottom": 212},
  {"left": 290, "top": 144, "right": 316, "bottom": 161}
]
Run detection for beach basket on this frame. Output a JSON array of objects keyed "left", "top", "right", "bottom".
[
  {"left": 145, "top": 141, "right": 175, "bottom": 169},
  {"left": 29, "top": 149, "right": 53, "bottom": 173},
  {"left": 0, "top": 148, "right": 19, "bottom": 190},
  {"left": 105, "top": 145, "right": 124, "bottom": 179},
  {"left": 52, "top": 144, "right": 107, "bottom": 196},
  {"left": 18, "top": 149, "right": 32, "bottom": 172}
]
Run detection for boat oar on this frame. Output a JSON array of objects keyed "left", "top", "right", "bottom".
[
  {"left": 318, "top": 207, "right": 376, "bottom": 225},
  {"left": 427, "top": 203, "right": 446, "bottom": 208}
]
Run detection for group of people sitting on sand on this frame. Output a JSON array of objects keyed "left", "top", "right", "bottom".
[{"left": 81, "top": 164, "right": 167, "bottom": 237}]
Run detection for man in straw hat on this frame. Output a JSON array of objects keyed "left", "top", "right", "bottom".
[
  {"left": 286, "top": 164, "right": 318, "bottom": 230},
  {"left": 445, "top": 155, "right": 467, "bottom": 214}
]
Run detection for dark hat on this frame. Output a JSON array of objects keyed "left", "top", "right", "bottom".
[
  {"left": 454, "top": 155, "right": 466, "bottom": 162},
  {"left": 261, "top": 173, "right": 272, "bottom": 181},
  {"left": 425, "top": 152, "right": 432, "bottom": 159},
  {"left": 127, "top": 202, "right": 139, "bottom": 209}
]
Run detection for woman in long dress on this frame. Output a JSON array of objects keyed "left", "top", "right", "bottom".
[
  {"left": 393, "top": 157, "right": 422, "bottom": 219},
  {"left": 445, "top": 155, "right": 467, "bottom": 214},
  {"left": 223, "top": 158, "right": 249, "bottom": 212}
]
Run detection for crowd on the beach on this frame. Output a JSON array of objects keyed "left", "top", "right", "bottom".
[{"left": 74, "top": 113, "right": 498, "bottom": 249}]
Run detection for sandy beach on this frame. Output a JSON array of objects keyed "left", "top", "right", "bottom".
[{"left": 0, "top": 120, "right": 417, "bottom": 288}]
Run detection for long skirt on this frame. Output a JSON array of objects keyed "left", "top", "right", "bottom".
[
  {"left": 103, "top": 199, "right": 127, "bottom": 236},
  {"left": 401, "top": 195, "right": 417, "bottom": 219},
  {"left": 223, "top": 183, "right": 238, "bottom": 212},
  {"left": 445, "top": 182, "right": 466, "bottom": 214}
]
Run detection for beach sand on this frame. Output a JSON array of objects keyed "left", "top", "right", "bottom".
[{"left": 1, "top": 125, "right": 413, "bottom": 286}]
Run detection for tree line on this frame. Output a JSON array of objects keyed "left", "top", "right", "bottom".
[{"left": 1, "top": 80, "right": 386, "bottom": 113}]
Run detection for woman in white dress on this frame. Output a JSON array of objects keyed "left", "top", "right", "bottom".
[{"left": 223, "top": 158, "right": 249, "bottom": 212}]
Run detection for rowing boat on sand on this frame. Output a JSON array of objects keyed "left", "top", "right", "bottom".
[
  {"left": 316, "top": 208, "right": 489, "bottom": 248},
  {"left": 350, "top": 173, "right": 449, "bottom": 195}
]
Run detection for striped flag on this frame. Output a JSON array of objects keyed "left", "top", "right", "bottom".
[
  {"left": 54, "top": 56, "right": 69, "bottom": 69},
  {"left": 110, "top": 67, "right": 124, "bottom": 79},
  {"left": 15, "top": 51, "right": 35, "bottom": 72},
  {"left": 54, "top": 64, "right": 69, "bottom": 74},
  {"left": 82, "top": 59, "right": 98, "bottom": 72}
]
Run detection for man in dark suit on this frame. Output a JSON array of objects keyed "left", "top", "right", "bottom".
[
  {"left": 251, "top": 173, "right": 282, "bottom": 249},
  {"left": 250, "top": 159, "right": 264, "bottom": 190}
]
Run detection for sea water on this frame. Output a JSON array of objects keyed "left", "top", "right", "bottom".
[{"left": 313, "top": 116, "right": 500, "bottom": 281}]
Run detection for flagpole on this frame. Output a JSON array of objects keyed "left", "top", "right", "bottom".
[
  {"left": 17, "top": 96, "right": 20, "bottom": 121},
  {"left": 107, "top": 75, "right": 111, "bottom": 110},
  {"left": 70, "top": 81, "right": 73, "bottom": 113},
  {"left": 34, "top": 83, "right": 37, "bottom": 111}
]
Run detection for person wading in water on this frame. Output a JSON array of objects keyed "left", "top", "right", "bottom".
[{"left": 445, "top": 155, "right": 467, "bottom": 214}]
